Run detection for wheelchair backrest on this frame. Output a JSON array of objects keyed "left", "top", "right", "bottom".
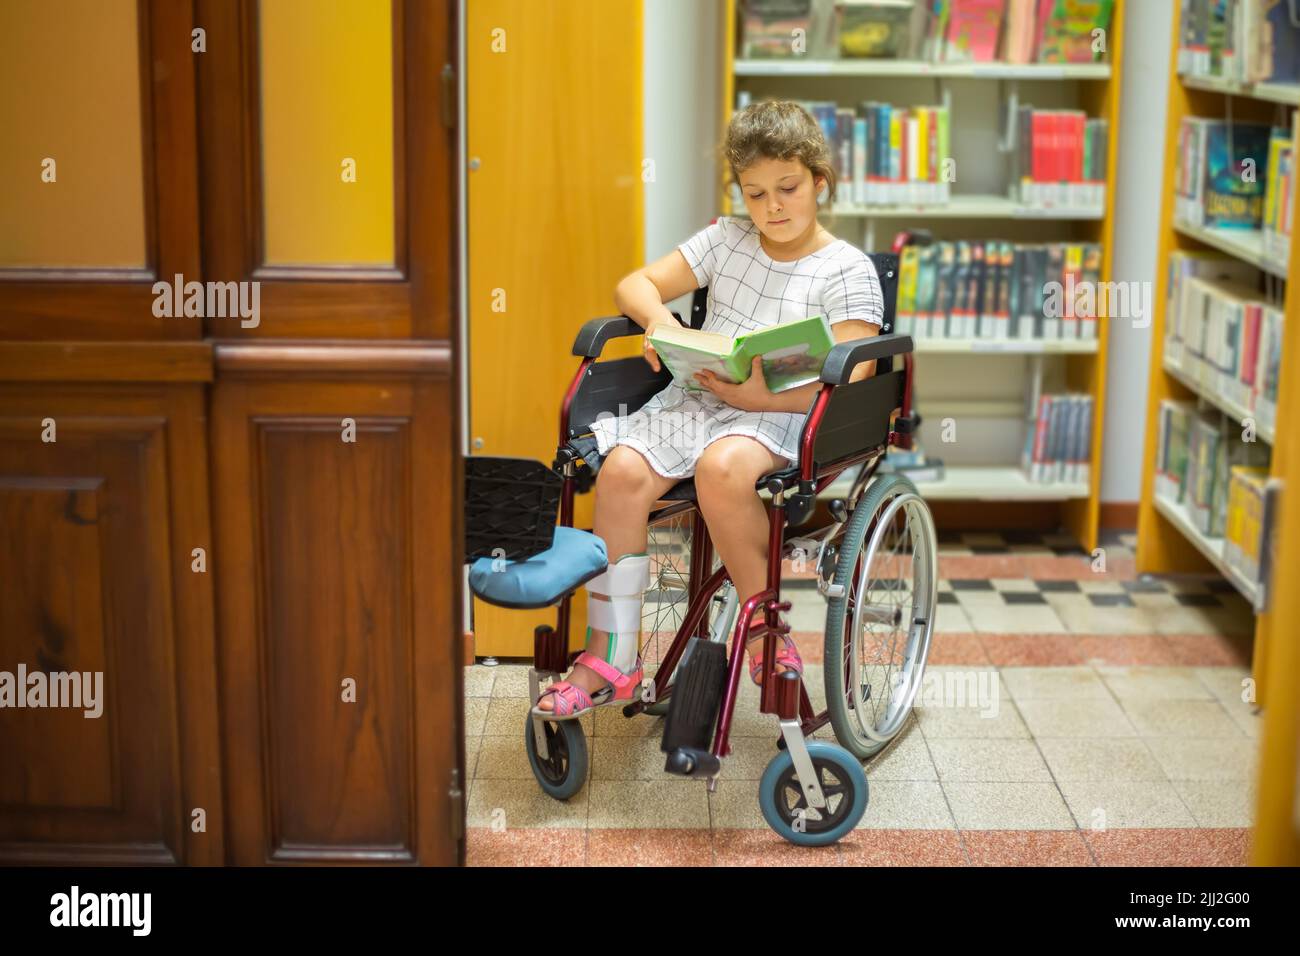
[{"left": 567, "top": 250, "right": 901, "bottom": 439}]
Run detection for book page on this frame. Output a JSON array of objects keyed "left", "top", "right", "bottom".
[{"left": 651, "top": 341, "right": 738, "bottom": 390}]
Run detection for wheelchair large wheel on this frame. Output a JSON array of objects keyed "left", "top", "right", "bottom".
[
  {"left": 524, "top": 714, "right": 588, "bottom": 800},
  {"left": 638, "top": 511, "right": 732, "bottom": 717},
  {"left": 824, "top": 473, "right": 938, "bottom": 761},
  {"left": 759, "top": 741, "right": 868, "bottom": 846}
]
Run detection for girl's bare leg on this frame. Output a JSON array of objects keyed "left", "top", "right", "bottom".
[
  {"left": 693, "top": 436, "right": 794, "bottom": 679},
  {"left": 535, "top": 445, "right": 678, "bottom": 711}
]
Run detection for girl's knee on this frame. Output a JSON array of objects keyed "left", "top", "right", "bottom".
[
  {"left": 695, "top": 441, "right": 765, "bottom": 501},
  {"left": 595, "top": 446, "right": 661, "bottom": 501}
]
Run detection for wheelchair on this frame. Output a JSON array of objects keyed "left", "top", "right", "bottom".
[{"left": 464, "top": 253, "right": 938, "bottom": 846}]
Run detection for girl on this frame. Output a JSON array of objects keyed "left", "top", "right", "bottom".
[{"left": 535, "top": 99, "right": 884, "bottom": 718}]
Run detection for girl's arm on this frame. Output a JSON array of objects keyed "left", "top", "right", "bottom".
[
  {"left": 615, "top": 250, "right": 702, "bottom": 372},
  {"left": 614, "top": 250, "right": 700, "bottom": 334}
]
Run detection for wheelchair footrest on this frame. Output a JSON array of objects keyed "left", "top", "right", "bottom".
[
  {"left": 663, "top": 746, "right": 721, "bottom": 779},
  {"left": 660, "top": 638, "right": 727, "bottom": 755}
]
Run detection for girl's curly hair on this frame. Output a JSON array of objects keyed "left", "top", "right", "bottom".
[{"left": 722, "top": 99, "right": 835, "bottom": 204}]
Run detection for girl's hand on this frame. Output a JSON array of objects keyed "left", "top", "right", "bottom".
[
  {"left": 642, "top": 315, "right": 676, "bottom": 372},
  {"left": 643, "top": 337, "right": 661, "bottom": 372},
  {"left": 694, "top": 356, "right": 773, "bottom": 412}
]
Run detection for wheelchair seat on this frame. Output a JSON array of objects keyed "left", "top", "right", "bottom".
[{"left": 656, "top": 465, "right": 801, "bottom": 503}]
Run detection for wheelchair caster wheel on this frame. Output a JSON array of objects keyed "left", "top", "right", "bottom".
[
  {"left": 524, "top": 714, "right": 588, "bottom": 801},
  {"left": 759, "top": 742, "right": 867, "bottom": 847}
]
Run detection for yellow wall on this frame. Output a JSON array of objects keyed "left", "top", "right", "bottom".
[
  {"left": 259, "top": 0, "right": 395, "bottom": 267},
  {"left": 468, "top": 0, "right": 643, "bottom": 656},
  {"left": 0, "top": 0, "right": 146, "bottom": 270}
]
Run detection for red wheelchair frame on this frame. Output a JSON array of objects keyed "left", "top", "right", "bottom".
[{"left": 534, "top": 252, "right": 920, "bottom": 776}]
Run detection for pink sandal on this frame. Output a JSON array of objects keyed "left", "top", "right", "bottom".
[
  {"left": 747, "top": 619, "right": 803, "bottom": 685},
  {"left": 531, "top": 651, "right": 644, "bottom": 721}
]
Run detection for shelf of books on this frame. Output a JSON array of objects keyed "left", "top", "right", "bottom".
[
  {"left": 734, "top": 57, "right": 1111, "bottom": 79},
  {"left": 734, "top": 194, "right": 1107, "bottom": 219},
  {"left": 723, "top": 0, "right": 1123, "bottom": 549},
  {"left": 1137, "top": 0, "right": 1300, "bottom": 705}
]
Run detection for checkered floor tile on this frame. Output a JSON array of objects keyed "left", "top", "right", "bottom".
[
  {"left": 937, "top": 529, "right": 1131, "bottom": 559},
  {"left": 937, "top": 575, "right": 1240, "bottom": 609}
]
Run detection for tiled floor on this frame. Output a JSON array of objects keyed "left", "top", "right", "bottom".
[{"left": 464, "top": 531, "right": 1260, "bottom": 866}]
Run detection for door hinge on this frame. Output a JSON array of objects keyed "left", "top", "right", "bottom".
[
  {"left": 440, "top": 63, "right": 456, "bottom": 129},
  {"left": 449, "top": 767, "right": 465, "bottom": 840}
]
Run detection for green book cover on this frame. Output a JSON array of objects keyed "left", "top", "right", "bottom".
[{"left": 648, "top": 314, "right": 837, "bottom": 394}]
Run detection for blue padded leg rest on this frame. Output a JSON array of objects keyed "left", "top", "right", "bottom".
[{"left": 469, "top": 526, "right": 608, "bottom": 609}]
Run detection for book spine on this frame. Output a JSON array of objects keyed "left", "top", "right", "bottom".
[
  {"left": 864, "top": 102, "right": 877, "bottom": 204},
  {"left": 1032, "top": 395, "right": 1052, "bottom": 482},
  {"left": 938, "top": 107, "right": 950, "bottom": 200},
  {"left": 1078, "top": 396, "right": 1093, "bottom": 486},
  {"left": 1081, "top": 244, "right": 1101, "bottom": 339},
  {"left": 916, "top": 106, "right": 929, "bottom": 196},
  {"left": 949, "top": 241, "right": 967, "bottom": 337},
  {"left": 853, "top": 116, "right": 867, "bottom": 206},
  {"left": 897, "top": 246, "right": 920, "bottom": 335},
  {"left": 928, "top": 106, "right": 939, "bottom": 201},
  {"left": 1031, "top": 111, "right": 1049, "bottom": 203},
  {"left": 1007, "top": 245, "right": 1023, "bottom": 338},
  {"left": 1072, "top": 111, "right": 1086, "bottom": 206},
  {"left": 1083, "top": 118, "right": 1093, "bottom": 196},
  {"left": 1063, "top": 243, "right": 1083, "bottom": 339},
  {"left": 889, "top": 106, "right": 902, "bottom": 199},
  {"left": 907, "top": 111, "right": 920, "bottom": 200}
]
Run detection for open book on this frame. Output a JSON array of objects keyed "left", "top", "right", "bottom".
[{"left": 648, "top": 314, "right": 836, "bottom": 394}]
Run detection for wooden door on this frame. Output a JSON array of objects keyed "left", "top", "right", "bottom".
[
  {"left": 0, "top": 0, "right": 463, "bottom": 865},
  {"left": 197, "top": 0, "right": 462, "bottom": 864}
]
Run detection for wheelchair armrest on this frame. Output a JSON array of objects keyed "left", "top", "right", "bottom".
[
  {"left": 571, "top": 312, "right": 684, "bottom": 358},
  {"left": 820, "top": 333, "right": 914, "bottom": 385}
]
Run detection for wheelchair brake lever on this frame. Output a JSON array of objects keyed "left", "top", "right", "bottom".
[{"left": 553, "top": 443, "right": 597, "bottom": 493}]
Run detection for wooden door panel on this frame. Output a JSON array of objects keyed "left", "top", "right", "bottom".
[
  {"left": 0, "top": 379, "right": 222, "bottom": 866},
  {"left": 212, "top": 347, "right": 459, "bottom": 865},
  {"left": 0, "top": 413, "right": 180, "bottom": 861},
  {"left": 0, "top": 0, "right": 201, "bottom": 339},
  {"left": 258, "top": 419, "right": 414, "bottom": 850},
  {"left": 195, "top": 0, "right": 455, "bottom": 339}
]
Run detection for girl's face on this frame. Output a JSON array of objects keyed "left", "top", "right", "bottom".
[{"left": 737, "top": 157, "right": 824, "bottom": 242}]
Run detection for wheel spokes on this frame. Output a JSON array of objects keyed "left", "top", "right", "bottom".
[
  {"left": 779, "top": 762, "right": 848, "bottom": 827},
  {"left": 847, "top": 492, "right": 931, "bottom": 744}
]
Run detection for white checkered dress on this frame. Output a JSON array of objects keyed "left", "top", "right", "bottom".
[{"left": 589, "top": 216, "right": 884, "bottom": 479}]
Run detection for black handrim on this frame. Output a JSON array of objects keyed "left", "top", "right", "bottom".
[
  {"left": 535, "top": 721, "right": 569, "bottom": 783},
  {"left": 771, "top": 758, "right": 853, "bottom": 834}
]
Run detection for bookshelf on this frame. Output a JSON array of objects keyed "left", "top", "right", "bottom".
[
  {"left": 720, "top": 0, "right": 1125, "bottom": 551},
  {"left": 1136, "top": 7, "right": 1300, "bottom": 708},
  {"left": 735, "top": 58, "right": 1111, "bottom": 80},
  {"left": 1180, "top": 73, "right": 1300, "bottom": 107},
  {"left": 734, "top": 195, "right": 1106, "bottom": 219},
  {"left": 1171, "top": 221, "right": 1288, "bottom": 279}
]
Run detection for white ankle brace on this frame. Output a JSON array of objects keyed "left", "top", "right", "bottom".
[{"left": 585, "top": 552, "right": 651, "bottom": 673}]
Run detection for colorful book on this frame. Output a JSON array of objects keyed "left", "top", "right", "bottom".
[
  {"left": 838, "top": 0, "right": 916, "bottom": 58},
  {"left": 741, "top": 0, "right": 813, "bottom": 58},
  {"left": 1037, "top": 0, "right": 1114, "bottom": 63},
  {"left": 648, "top": 314, "right": 837, "bottom": 393},
  {"left": 943, "top": 0, "right": 1004, "bottom": 62}
]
